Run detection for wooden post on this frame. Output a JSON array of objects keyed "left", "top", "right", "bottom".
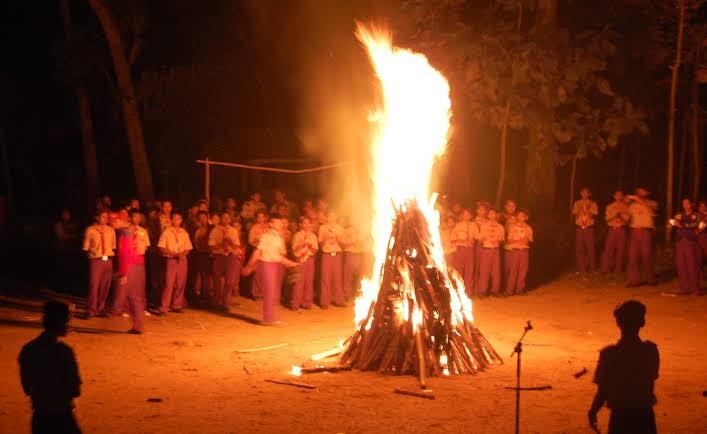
[{"left": 204, "top": 158, "right": 210, "bottom": 204}]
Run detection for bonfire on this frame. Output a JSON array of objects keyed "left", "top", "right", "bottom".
[{"left": 339, "top": 23, "right": 501, "bottom": 382}]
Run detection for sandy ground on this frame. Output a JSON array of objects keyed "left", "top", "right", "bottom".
[{"left": 0, "top": 273, "right": 706, "bottom": 434}]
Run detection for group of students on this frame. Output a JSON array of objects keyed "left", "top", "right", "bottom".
[
  {"left": 572, "top": 187, "right": 707, "bottom": 294},
  {"left": 80, "top": 191, "right": 373, "bottom": 331},
  {"left": 439, "top": 199, "right": 534, "bottom": 297}
]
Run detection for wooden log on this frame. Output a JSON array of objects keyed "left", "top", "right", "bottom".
[
  {"left": 265, "top": 379, "right": 317, "bottom": 390},
  {"left": 311, "top": 345, "right": 344, "bottom": 361},
  {"left": 393, "top": 388, "right": 435, "bottom": 400},
  {"left": 415, "top": 327, "right": 427, "bottom": 388},
  {"left": 301, "top": 366, "right": 352, "bottom": 374},
  {"left": 234, "top": 343, "right": 288, "bottom": 353}
]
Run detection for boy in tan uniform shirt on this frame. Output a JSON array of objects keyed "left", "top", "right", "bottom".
[
  {"left": 476, "top": 209, "right": 505, "bottom": 296},
  {"left": 572, "top": 188, "right": 599, "bottom": 272}
]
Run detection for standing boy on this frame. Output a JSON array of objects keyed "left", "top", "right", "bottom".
[
  {"left": 318, "top": 211, "right": 345, "bottom": 308},
  {"left": 242, "top": 216, "right": 299, "bottom": 325},
  {"left": 504, "top": 209, "right": 533, "bottom": 295},
  {"left": 588, "top": 300, "right": 659, "bottom": 434},
  {"left": 290, "top": 216, "right": 319, "bottom": 310},
  {"left": 601, "top": 191, "right": 630, "bottom": 273},
  {"left": 626, "top": 188, "right": 658, "bottom": 286},
  {"left": 573, "top": 187, "right": 599, "bottom": 273},
  {"left": 157, "top": 212, "right": 193, "bottom": 315},
  {"left": 451, "top": 209, "right": 479, "bottom": 296},
  {"left": 81, "top": 210, "right": 116, "bottom": 318},
  {"left": 208, "top": 211, "right": 243, "bottom": 310},
  {"left": 476, "top": 209, "right": 505, "bottom": 296}
]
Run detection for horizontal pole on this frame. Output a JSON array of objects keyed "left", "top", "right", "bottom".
[{"left": 196, "top": 159, "right": 352, "bottom": 174}]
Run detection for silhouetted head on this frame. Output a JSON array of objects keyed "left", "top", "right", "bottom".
[
  {"left": 613, "top": 300, "right": 646, "bottom": 336},
  {"left": 43, "top": 301, "right": 70, "bottom": 336}
]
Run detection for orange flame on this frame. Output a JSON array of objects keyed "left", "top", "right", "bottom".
[{"left": 354, "top": 22, "right": 474, "bottom": 328}]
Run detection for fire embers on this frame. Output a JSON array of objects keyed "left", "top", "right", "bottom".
[{"left": 341, "top": 208, "right": 502, "bottom": 378}]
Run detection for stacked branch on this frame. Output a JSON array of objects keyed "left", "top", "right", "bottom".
[{"left": 341, "top": 206, "right": 502, "bottom": 378}]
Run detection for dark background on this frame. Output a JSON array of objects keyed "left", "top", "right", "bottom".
[{"left": 0, "top": 0, "right": 704, "bottom": 286}]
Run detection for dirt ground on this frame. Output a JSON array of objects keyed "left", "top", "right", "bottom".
[{"left": 0, "top": 273, "right": 705, "bottom": 434}]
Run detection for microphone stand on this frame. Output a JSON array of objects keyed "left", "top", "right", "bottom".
[{"left": 506, "top": 321, "right": 551, "bottom": 434}]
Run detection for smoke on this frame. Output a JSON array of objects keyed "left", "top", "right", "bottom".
[{"left": 241, "top": 0, "right": 398, "bottom": 224}]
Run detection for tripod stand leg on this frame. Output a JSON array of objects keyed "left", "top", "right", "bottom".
[{"left": 515, "top": 349, "right": 521, "bottom": 434}]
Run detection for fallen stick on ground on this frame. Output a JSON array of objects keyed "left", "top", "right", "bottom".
[
  {"left": 234, "top": 343, "right": 288, "bottom": 353},
  {"left": 573, "top": 368, "right": 588, "bottom": 379},
  {"left": 393, "top": 389, "right": 435, "bottom": 400},
  {"left": 301, "top": 366, "right": 352, "bottom": 374},
  {"left": 311, "top": 346, "right": 344, "bottom": 361},
  {"left": 504, "top": 385, "right": 552, "bottom": 391},
  {"left": 265, "top": 379, "right": 317, "bottom": 390}
]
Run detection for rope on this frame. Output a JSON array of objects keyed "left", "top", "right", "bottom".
[{"left": 196, "top": 159, "right": 352, "bottom": 174}]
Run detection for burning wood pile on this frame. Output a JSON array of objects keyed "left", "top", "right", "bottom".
[{"left": 341, "top": 205, "right": 501, "bottom": 380}]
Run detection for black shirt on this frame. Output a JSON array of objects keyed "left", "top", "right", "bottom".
[
  {"left": 18, "top": 332, "right": 81, "bottom": 414},
  {"left": 593, "top": 338, "right": 659, "bottom": 410}
]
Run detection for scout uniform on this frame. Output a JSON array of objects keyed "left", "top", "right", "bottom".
[
  {"left": 451, "top": 219, "right": 479, "bottom": 296},
  {"left": 601, "top": 199, "right": 630, "bottom": 273},
  {"left": 192, "top": 223, "right": 212, "bottom": 302},
  {"left": 698, "top": 204, "right": 707, "bottom": 270},
  {"left": 671, "top": 210, "right": 700, "bottom": 294},
  {"left": 504, "top": 220, "right": 533, "bottom": 295},
  {"left": 440, "top": 220, "right": 457, "bottom": 268},
  {"left": 248, "top": 222, "right": 268, "bottom": 299},
  {"left": 342, "top": 224, "right": 365, "bottom": 301},
  {"left": 318, "top": 221, "right": 345, "bottom": 307},
  {"left": 476, "top": 220, "right": 505, "bottom": 296},
  {"left": 626, "top": 196, "right": 657, "bottom": 286},
  {"left": 208, "top": 223, "right": 243, "bottom": 308},
  {"left": 290, "top": 229, "right": 318, "bottom": 309},
  {"left": 256, "top": 229, "right": 287, "bottom": 322},
  {"left": 241, "top": 198, "right": 267, "bottom": 222},
  {"left": 112, "top": 224, "right": 149, "bottom": 316},
  {"left": 158, "top": 225, "right": 193, "bottom": 313},
  {"left": 116, "top": 226, "right": 148, "bottom": 332},
  {"left": 572, "top": 198, "right": 599, "bottom": 272},
  {"left": 82, "top": 222, "right": 116, "bottom": 317}
]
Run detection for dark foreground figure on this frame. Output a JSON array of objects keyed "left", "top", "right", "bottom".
[
  {"left": 18, "top": 302, "right": 82, "bottom": 434},
  {"left": 589, "top": 300, "right": 659, "bottom": 434}
]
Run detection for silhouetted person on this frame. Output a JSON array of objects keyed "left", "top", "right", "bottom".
[
  {"left": 19, "top": 302, "right": 82, "bottom": 434},
  {"left": 588, "top": 300, "right": 659, "bottom": 434}
]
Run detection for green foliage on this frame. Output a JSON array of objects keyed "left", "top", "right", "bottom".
[{"left": 402, "top": 0, "right": 648, "bottom": 166}]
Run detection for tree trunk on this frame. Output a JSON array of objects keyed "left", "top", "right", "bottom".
[
  {"left": 523, "top": 128, "right": 556, "bottom": 213},
  {"left": 0, "top": 127, "right": 13, "bottom": 216},
  {"left": 690, "top": 64, "right": 701, "bottom": 199},
  {"left": 569, "top": 154, "right": 577, "bottom": 221},
  {"left": 60, "top": 0, "right": 100, "bottom": 207},
  {"left": 677, "top": 114, "right": 687, "bottom": 202},
  {"left": 666, "top": 0, "right": 685, "bottom": 243},
  {"left": 88, "top": 0, "right": 154, "bottom": 200},
  {"left": 633, "top": 140, "right": 641, "bottom": 187},
  {"left": 495, "top": 103, "right": 510, "bottom": 208}
]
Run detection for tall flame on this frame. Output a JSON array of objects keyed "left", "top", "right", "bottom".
[{"left": 354, "top": 23, "right": 473, "bottom": 327}]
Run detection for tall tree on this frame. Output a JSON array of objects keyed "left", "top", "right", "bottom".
[
  {"left": 87, "top": 0, "right": 154, "bottom": 199},
  {"left": 404, "top": 0, "right": 647, "bottom": 213},
  {"left": 666, "top": 0, "right": 686, "bottom": 240},
  {"left": 59, "top": 0, "right": 99, "bottom": 206}
]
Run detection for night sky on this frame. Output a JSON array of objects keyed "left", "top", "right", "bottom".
[{"left": 0, "top": 0, "right": 704, "bottom": 220}]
